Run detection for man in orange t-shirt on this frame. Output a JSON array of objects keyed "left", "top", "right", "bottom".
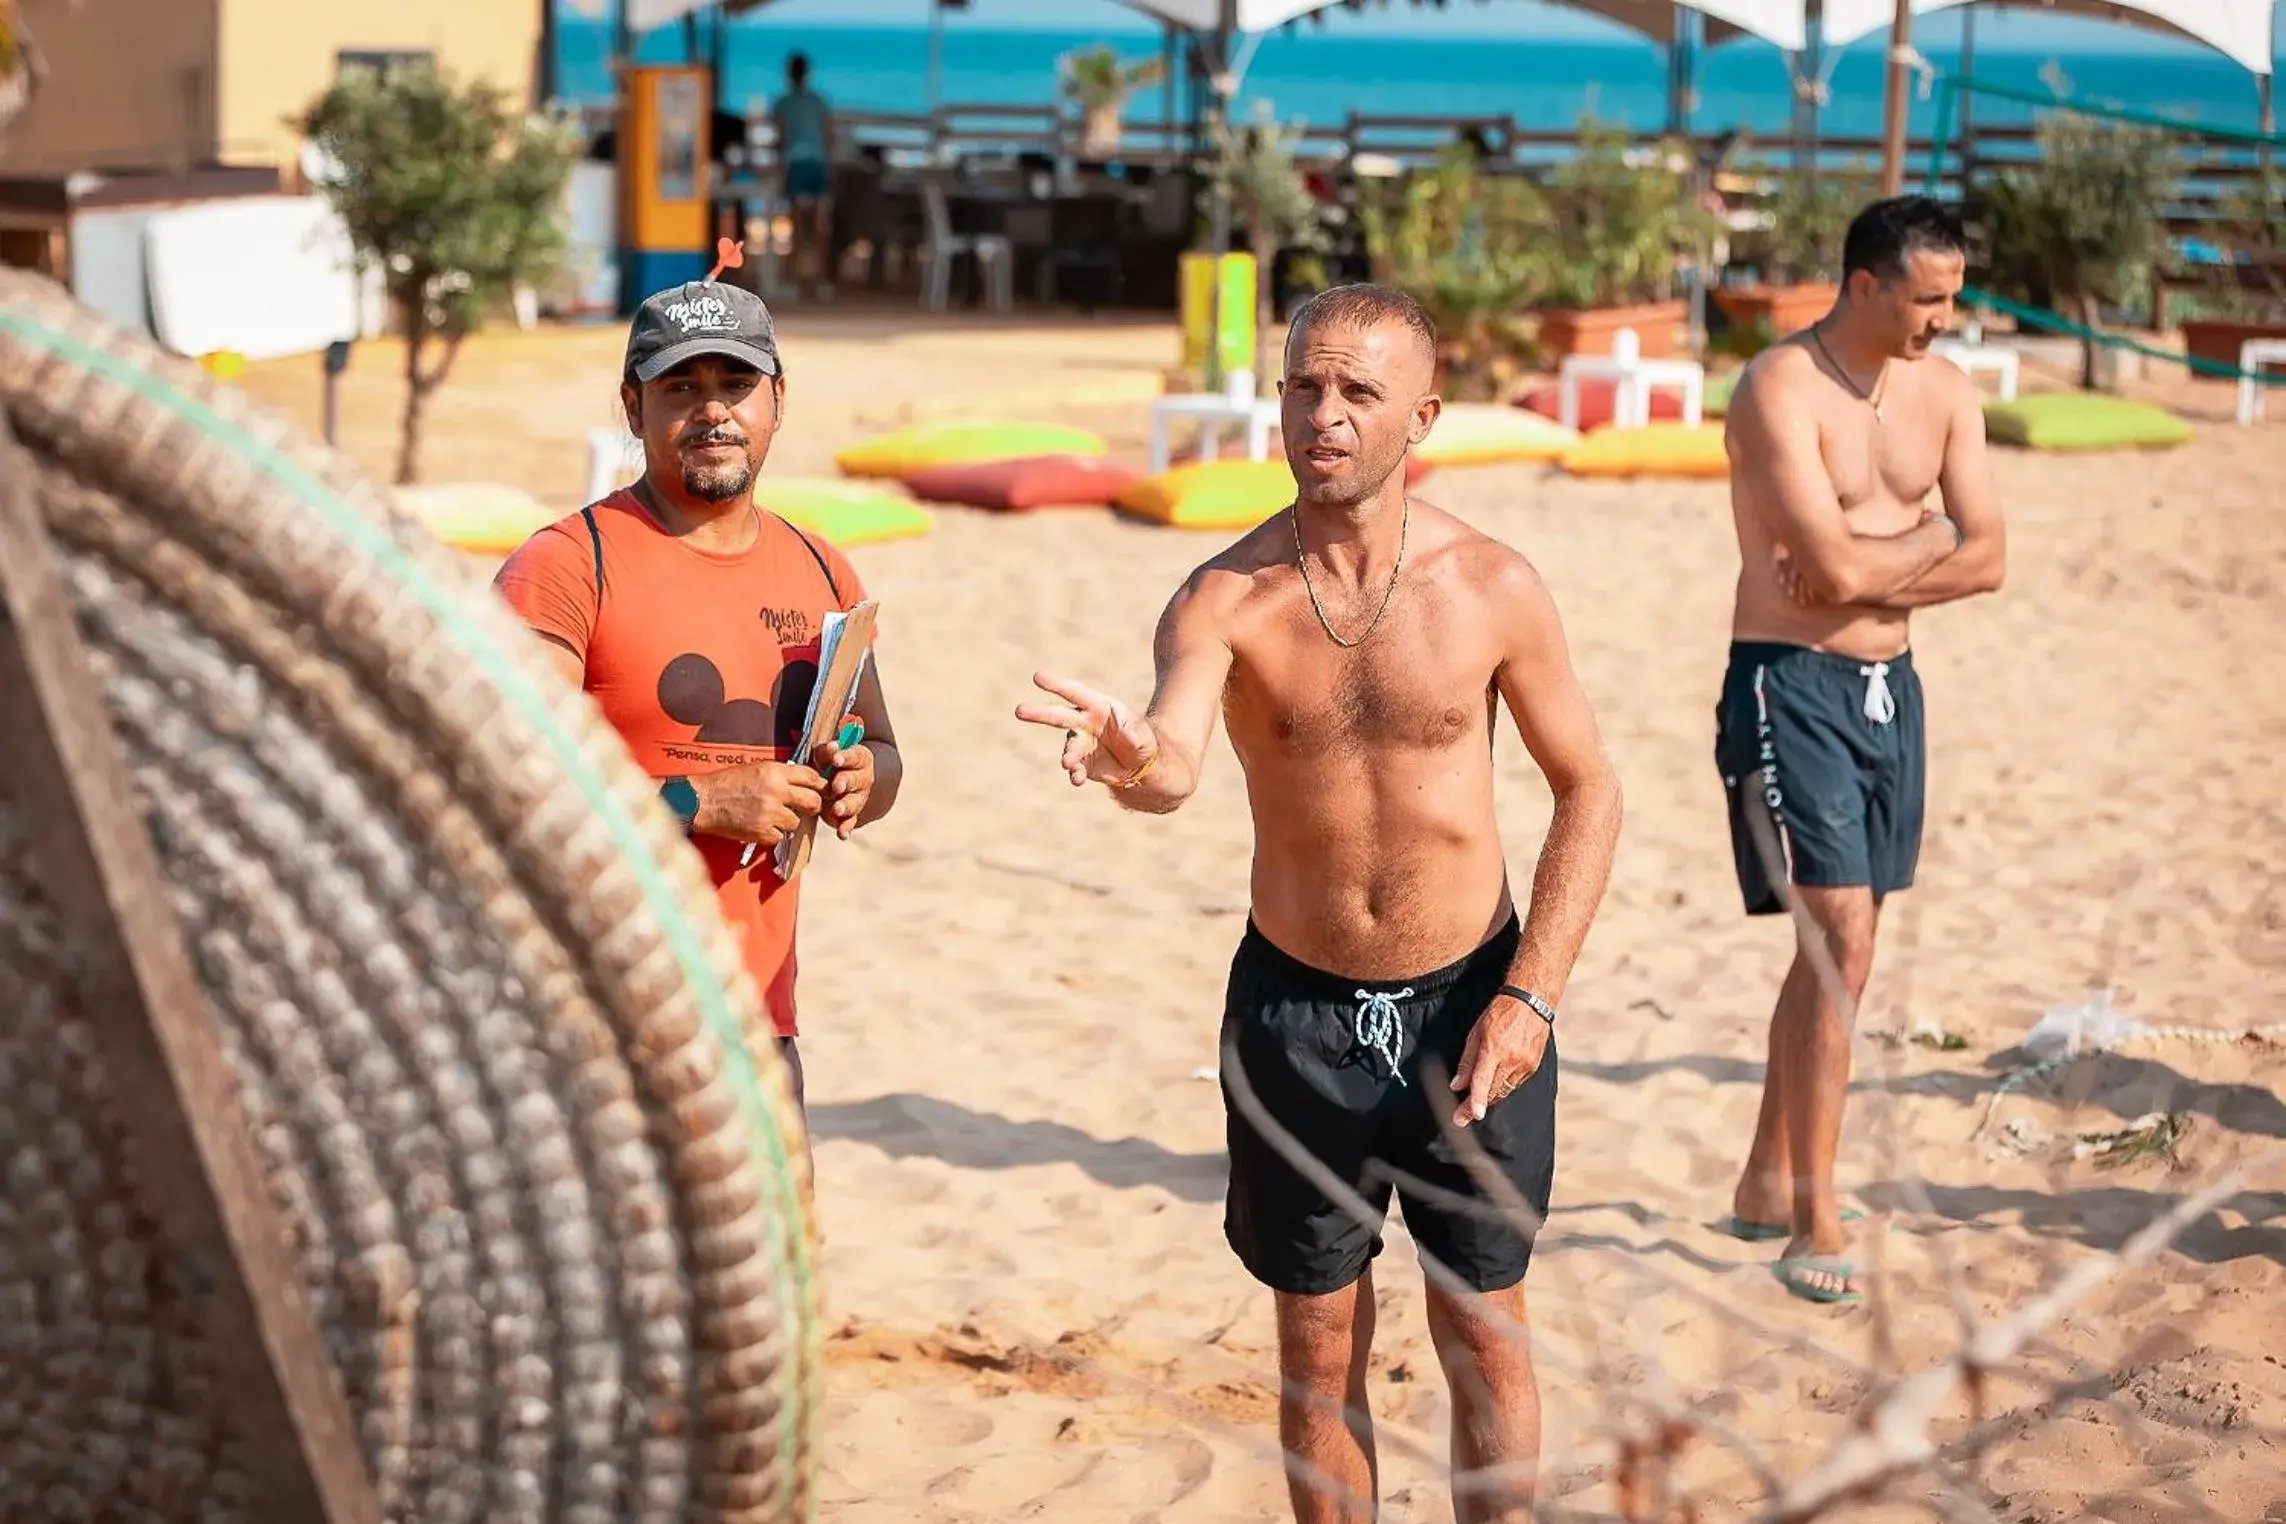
[{"left": 493, "top": 279, "right": 903, "bottom": 1111}]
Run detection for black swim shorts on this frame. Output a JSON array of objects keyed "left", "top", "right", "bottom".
[
  {"left": 1714, "top": 640, "right": 1926, "bottom": 916},
  {"left": 1218, "top": 916, "right": 1557, "bottom": 1297}
]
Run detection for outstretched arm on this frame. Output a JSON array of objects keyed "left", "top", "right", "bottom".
[
  {"left": 1451, "top": 556, "right": 1624, "bottom": 1126},
  {"left": 1016, "top": 567, "right": 1235, "bottom": 815},
  {"left": 1731, "top": 365, "right": 1959, "bottom": 605},
  {"left": 1872, "top": 370, "right": 2007, "bottom": 609}
]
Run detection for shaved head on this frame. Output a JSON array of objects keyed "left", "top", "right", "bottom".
[
  {"left": 1285, "top": 283, "right": 1439, "bottom": 377},
  {"left": 1278, "top": 283, "right": 1442, "bottom": 510}
]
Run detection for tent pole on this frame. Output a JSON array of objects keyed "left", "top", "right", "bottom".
[
  {"left": 1957, "top": 1, "right": 1977, "bottom": 190},
  {"left": 1878, "top": 0, "right": 1912, "bottom": 195},
  {"left": 1791, "top": 0, "right": 1824, "bottom": 180},
  {"left": 1209, "top": 0, "right": 1236, "bottom": 256}
]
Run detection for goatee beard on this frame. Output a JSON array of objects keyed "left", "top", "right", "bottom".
[{"left": 682, "top": 462, "right": 754, "bottom": 501}]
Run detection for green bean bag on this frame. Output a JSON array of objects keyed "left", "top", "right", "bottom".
[
  {"left": 1982, "top": 393, "right": 2192, "bottom": 452},
  {"left": 756, "top": 478, "right": 936, "bottom": 546},
  {"left": 396, "top": 482, "right": 560, "bottom": 556},
  {"left": 834, "top": 421, "right": 1109, "bottom": 479},
  {"left": 1417, "top": 401, "right": 1575, "bottom": 465}
]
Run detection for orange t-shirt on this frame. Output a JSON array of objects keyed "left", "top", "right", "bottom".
[{"left": 492, "top": 489, "right": 865, "bottom": 1038}]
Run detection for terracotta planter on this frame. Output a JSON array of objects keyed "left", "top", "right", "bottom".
[
  {"left": 2182, "top": 319, "right": 2286, "bottom": 369},
  {"left": 1713, "top": 283, "right": 1837, "bottom": 345},
  {"left": 1537, "top": 301, "right": 1688, "bottom": 360}
]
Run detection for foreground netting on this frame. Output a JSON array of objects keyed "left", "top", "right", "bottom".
[{"left": 0, "top": 270, "right": 820, "bottom": 1522}]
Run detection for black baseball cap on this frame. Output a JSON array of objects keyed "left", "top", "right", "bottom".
[{"left": 622, "top": 280, "right": 782, "bottom": 384}]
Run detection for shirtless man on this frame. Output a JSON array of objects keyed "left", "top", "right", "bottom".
[
  {"left": 1715, "top": 196, "right": 2004, "bottom": 1305},
  {"left": 1016, "top": 285, "right": 1622, "bottom": 1521}
]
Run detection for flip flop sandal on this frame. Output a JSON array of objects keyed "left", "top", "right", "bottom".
[
  {"left": 1770, "top": 1253, "right": 1862, "bottom": 1306},
  {"left": 1716, "top": 1208, "right": 1864, "bottom": 1242}
]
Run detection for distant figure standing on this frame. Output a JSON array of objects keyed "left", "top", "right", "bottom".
[
  {"left": 1716, "top": 196, "right": 2005, "bottom": 1305},
  {"left": 770, "top": 52, "right": 834, "bottom": 300}
]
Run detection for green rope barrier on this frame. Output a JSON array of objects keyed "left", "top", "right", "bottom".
[{"left": 1961, "top": 283, "right": 2284, "bottom": 386}]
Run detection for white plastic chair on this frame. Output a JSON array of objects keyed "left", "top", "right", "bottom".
[
  {"left": 918, "top": 180, "right": 1012, "bottom": 314},
  {"left": 586, "top": 426, "right": 638, "bottom": 504},
  {"left": 1931, "top": 337, "right": 2020, "bottom": 401},
  {"left": 1148, "top": 368, "right": 1281, "bottom": 473},
  {"left": 2236, "top": 337, "right": 2286, "bottom": 425},
  {"left": 1556, "top": 327, "right": 1704, "bottom": 431}
]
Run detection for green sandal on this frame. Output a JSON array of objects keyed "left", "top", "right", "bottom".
[
  {"left": 1716, "top": 1208, "right": 1864, "bottom": 1243},
  {"left": 1770, "top": 1254, "right": 1862, "bottom": 1305}
]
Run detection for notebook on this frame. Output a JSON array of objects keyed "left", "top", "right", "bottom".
[{"left": 772, "top": 599, "right": 879, "bottom": 881}]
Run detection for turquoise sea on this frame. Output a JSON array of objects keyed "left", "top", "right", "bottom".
[{"left": 553, "top": 11, "right": 2275, "bottom": 143}]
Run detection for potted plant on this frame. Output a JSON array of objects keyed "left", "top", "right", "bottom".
[
  {"left": 1967, "top": 113, "right": 2178, "bottom": 389},
  {"left": 1208, "top": 101, "right": 1330, "bottom": 379},
  {"left": 1059, "top": 45, "right": 1163, "bottom": 160},
  {"left": 1536, "top": 118, "right": 1702, "bottom": 359},
  {"left": 2179, "top": 167, "right": 2286, "bottom": 369},
  {"left": 1359, "top": 144, "right": 1548, "bottom": 399},
  {"left": 1716, "top": 160, "right": 1875, "bottom": 348}
]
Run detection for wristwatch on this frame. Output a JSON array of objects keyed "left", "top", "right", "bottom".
[
  {"left": 660, "top": 775, "right": 699, "bottom": 831},
  {"left": 1926, "top": 510, "right": 1965, "bottom": 552},
  {"left": 1500, "top": 984, "right": 1558, "bottom": 1029}
]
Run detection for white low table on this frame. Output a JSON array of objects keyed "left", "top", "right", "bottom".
[
  {"left": 1150, "top": 373, "right": 1281, "bottom": 472},
  {"left": 2236, "top": 337, "right": 2286, "bottom": 425},
  {"left": 1931, "top": 338, "right": 2020, "bottom": 401},
  {"left": 1556, "top": 326, "right": 1703, "bottom": 431}
]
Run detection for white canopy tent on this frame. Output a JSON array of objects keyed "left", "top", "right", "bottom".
[{"left": 1820, "top": 0, "right": 2277, "bottom": 72}]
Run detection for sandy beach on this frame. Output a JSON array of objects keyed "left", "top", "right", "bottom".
[{"left": 245, "top": 314, "right": 2286, "bottom": 1521}]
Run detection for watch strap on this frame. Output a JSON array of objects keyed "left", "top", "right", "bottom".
[
  {"left": 1500, "top": 984, "right": 1557, "bottom": 1027},
  {"left": 660, "top": 774, "right": 700, "bottom": 829}
]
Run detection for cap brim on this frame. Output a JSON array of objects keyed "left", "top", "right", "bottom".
[{"left": 631, "top": 335, "right": 781, "bottom": 384}]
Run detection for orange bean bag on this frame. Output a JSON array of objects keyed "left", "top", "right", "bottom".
[{"left": 901, "top": 454, "right": 1139, "bottom": 511}]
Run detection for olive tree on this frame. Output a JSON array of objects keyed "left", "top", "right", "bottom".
[
  {"left": 1971, "top": 114, "right": 2178, "bottom": 389},
  {"left": 300, "top": 64, "right": 579, "bottom": 482}
]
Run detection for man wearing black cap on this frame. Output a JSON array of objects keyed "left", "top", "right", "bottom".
[{"left": 494, "top": 280, "right": 903, "bottom": 1111}]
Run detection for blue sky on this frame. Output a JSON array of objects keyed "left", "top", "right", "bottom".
[{"left": 723, "top": 0, "right": 2173, "bottom": 51}]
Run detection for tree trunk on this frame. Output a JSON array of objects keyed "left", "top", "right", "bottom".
[
  {"left": 2075, "top": 289, "right": 2102, "bottom": 391},
  {"left": 395, "top": 295, "right": 432, "bottom": 485}
]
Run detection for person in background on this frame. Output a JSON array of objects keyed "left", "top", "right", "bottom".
[
  {"left": 769, "top": 52, "right": 835, "bottom": 301},
  {"left": 493, "top": 279, "right": 903, "bottom": 1123},
  {"left": 1714, "top": 196, "right": 2003, "bottom": 1306}
]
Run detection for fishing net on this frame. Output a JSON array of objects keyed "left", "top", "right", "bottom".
[{"left": 0, "top": 269, "right": 820, "bottom": 1522}]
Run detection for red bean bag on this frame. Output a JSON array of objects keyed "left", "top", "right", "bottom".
[
  {"left": 1517, "top": 377, "right": 1683, "bottom": 431},
  {"left": 899, "top": 453, "right": 1139, "bottom": 512}
]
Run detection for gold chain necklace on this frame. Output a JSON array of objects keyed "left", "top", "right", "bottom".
[
  {"left": 1295, "top": 499, "right": 1410, "bottom": 649},
  {"left": 1811, "top": 321, "right": 1887, "bottom": 424}
]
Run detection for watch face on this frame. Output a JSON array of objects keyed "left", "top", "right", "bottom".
[{"left": 663, "top": 775, "right": 699, "bottom": 823}]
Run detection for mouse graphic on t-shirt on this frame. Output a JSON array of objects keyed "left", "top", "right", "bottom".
[{"left": 657, "top": 652, "right": 820, "bottom": 748}]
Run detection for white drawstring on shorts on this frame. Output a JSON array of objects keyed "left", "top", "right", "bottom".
[
  {"left": 1353, "top": 988, "right": 1414, "bottom": 1084},
  {"left": 1859, "top": 661, "right": 1897, "bottom": 726}
]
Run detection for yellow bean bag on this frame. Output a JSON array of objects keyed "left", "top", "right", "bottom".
[
  {"left": 1981, "top": 393, "right": 2192, "bottom": 452},
  {"left": 1560, "top": 422, "right": 1729, "bottom": 480},
  {"left": 835, "top": 421, "right": 1110, "bottom": 479},
  {"left": 756, "top": 478, "right": 936, "bottom": 546},
  {"left": 1416, "top": 402, "right": 1576, "bottom": 466},
  {"left": 1117, "top": 458, "right": 1297, "bottom": 530},
  {"left": 396, "top": 482, "right": 560, "bottom": 556}
]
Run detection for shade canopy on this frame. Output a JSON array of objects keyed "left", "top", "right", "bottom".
[
  {"left": 597, "top": 0, "right": 1809, "bottom": 51},
  {"left": 1820, "top": 0, "right": 2278, "bottom": 75}
]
